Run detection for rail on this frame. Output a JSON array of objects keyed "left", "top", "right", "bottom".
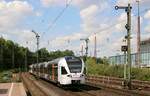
[
  {"left": 86, "top": 75, "right": 150, "bottom": 96},
  {"left": 21, "top": 73, "right": 49, "bottom": 96}
]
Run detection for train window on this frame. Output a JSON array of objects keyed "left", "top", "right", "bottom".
[
  {"left": 48, "top": 65, "right": 52, "bottom": 75},
  {"left": 83, "top": 67, "right": 86, "bottom": 74},
  {"left": 61, "top": 67, "right": 67, "bottom": 75},
  {"left": 66, "top": 57, "right": 82, "bottom": 73},
  {"left": 43, "top": 67, "right": 45, "bottom": 73}
]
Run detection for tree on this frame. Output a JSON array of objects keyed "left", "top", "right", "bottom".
[
  {"left": 0, "top": 37, "right": 5, "bottom": 70},
  {"left": 0, "top": 38, "right": 75, "bottom": 71},
  {"left": 38, "top": 48, "right": 49, "bottom": 62}
]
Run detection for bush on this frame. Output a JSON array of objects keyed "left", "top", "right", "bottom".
[
  {"left": 0, "top": 70, "right": 12, "bottom": 83},
  {"left": 86, "top": 58, "right": 150, "bottom": 81}
]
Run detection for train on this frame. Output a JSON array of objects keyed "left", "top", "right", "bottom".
[{"left": 29, "top": 56, "right": 85, "bottom": 85}]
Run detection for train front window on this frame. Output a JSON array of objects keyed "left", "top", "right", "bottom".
[
  {"left": 61, "top": 67, "right": 67, "bottom": 75},
  {"left": 66, "top": 57, "right": 82, "bottom": 73}
]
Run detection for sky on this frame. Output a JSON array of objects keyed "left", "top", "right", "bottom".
[{"left": 0, "top": 0, "right": 150, "bottom": 57}]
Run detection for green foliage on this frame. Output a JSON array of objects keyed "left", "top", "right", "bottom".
[
  {"left": 38, "top": 48, "right": 49, "bottom": 62},
  {"left": 49, "top": 50, "right": 74, "bottom": 60},
  {"left": 86, "top": 57, "right": 150, "bottom": 81},
  {"left": 0, "top": 37, "right": 75, "bottom": 71},
  {"left": 132, "top": 68, "right": 150, "bottom": 81},
  {"left": 96, "top": 57, "right": 109, "bottom": 65},
  {"left": 0, "top": 70, "right": 12, "bottom": 83}
]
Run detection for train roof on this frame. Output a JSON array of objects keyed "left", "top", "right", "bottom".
[
  {"left": 45, "top": 56, "right": 77, "bottom": 66},
  {"left": 48, "top": 58, "right": 61, "bottom": 63},
  {"left": 37, "top": 62, "right": 47, "bottom": 67},
  {"left": 64, "top": 56, "right": 81, "bottom": 61},
  {"left": 32, "top": 64, "right": 37, "bottom": 67},
  {"left": 30, "top": 56, "right": 81, "bottom": 67},
  {"left": 29, "top": 64, "right": 33, "bottom": 68},
  {"left": 45, "top": 58, "right": 62, "bottom": 66}
]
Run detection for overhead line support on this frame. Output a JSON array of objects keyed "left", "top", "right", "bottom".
[{"left": 115, "top": 4, "right": 132, "bottom": 90}]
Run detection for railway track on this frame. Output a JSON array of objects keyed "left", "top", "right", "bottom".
[
  {"left": 21, "top": 73, "right": 150, "bottom": 96},
  {"left": 86, "top": 75, "right": 150, "bottom": 96},
  {"left": 21, "top": 73, "right": 123, "bottom": 96},
  {"left": 86, "top": 75, "right": 150, "bottom": 89},
  {"left": 21, "top": 73, "right": 50, "bottom": 96},
  {"left": 40, "top": 78, "right": 121, "bottom": 96}
]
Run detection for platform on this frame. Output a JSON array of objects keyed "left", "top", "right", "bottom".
[{"left": 0, "top": 83, "right": 26, "bottom": 96}]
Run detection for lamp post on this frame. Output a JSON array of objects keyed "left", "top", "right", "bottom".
[
  {"left": 80, "top": 38, "right": 89, "bottom": 75},
  {"left": 136, "top": 0, "right": 141, "bottom": 68},
  {"left": 80, "top": 38, "right": 89, "bottom": 61},
  {"left": 31, "top": 30, "right": 40, "bottom": 65},
  {"left": 25, "top": 41, "right": 28, "bottom": 72}
]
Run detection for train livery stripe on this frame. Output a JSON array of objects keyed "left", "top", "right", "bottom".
[{"left": 52, "top": 64, "right": 55, "bottom": 81}]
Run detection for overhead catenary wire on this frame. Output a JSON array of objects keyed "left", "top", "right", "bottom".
[
  {"left": 41, "top": 0, "right": 73, "bottom": 39},
  {"left": 41, "top": 0, "right": 149, "bottom": 40},
  {"left": 86, "top": 7, "right": 150, "bottom": 40},
  {"left": 79, "top": 6, "right": 150, "bottom": 57},
  {"left": 47, "top": 6, "right": 150, "bottom": 53},
  {"left": 41, "top": 3, "right": 150, "bottom": 52}
]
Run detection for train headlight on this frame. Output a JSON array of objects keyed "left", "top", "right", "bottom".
[
  {"left": 67, "top": 74, "right": 72, "bottom": 77},
  {"left": 80, "top": 74, "right": 84, "bottom": 77}
]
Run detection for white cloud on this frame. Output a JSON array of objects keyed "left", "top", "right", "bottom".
[
  {"left": 40, "top": 0, "right": 66, "bottom": 7},
  {"left": 39, "top": 0, "right": 146, "bottom": 57},
  {"left": 0, "top": 0, "right": 36, "bottom": 50},
  {"left": 115, "top": 12, "right": 137, "bottom": 34},
  {"left": 41, "top": 0, "right": 121, "bottom": 57},
  {"left": 42, "top": 0, "right": 109, "bottom": 53},
  {"left": 115, "top": 13, "right": 126, "bottom": 32},
  {"left": 40, "top": 0, "right": 142, "bottom": 56},
  {"left": 78, "top": 0, "right": 109, "bottom": 34},
  {"left": 144, "top": 10, "right": 150, "bottom": 19},
  {"left": 35, "top": 12, "right": 42, "bottom": 17},
  {"left": 141, "top": 33, "right": 150, "bottom": 40},
  {"left": 73, "top": 0, "right": 108, "bottom": 10},
  {"left": 0, "top": 33, "right": 9, "bottom": 40},
  {"left": 116, "top": 0, "right": 134, "bottom": 6},
  {"left": 80, "top": 4, "right": 100, "bottom": 33},
  {"left": 78, "top": 1, "right": 108, "bottom": 33},
  {"left": 116, "top": 0, "right": 150, "bottom": 6},
  {"left": 144, "top": 24, "right": 150, "bottom": 32},
  {"left": 40, "top": 0, "right": 107, "bottom": 9},
  {"left": 80, "top": 5, "right": 98, "bottom": 20},
  {"left": 9, "top": 29, "right": 40, "bottom": 51},
  {"left": 50, "top": 32, "right": 86, "bottom": 48},
  {"left": 0, "top": 0, "right": 33, "bottom": 30}
]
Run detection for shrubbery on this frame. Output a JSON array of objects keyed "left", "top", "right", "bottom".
[
  {"left": 86, "top": 57, "right": 150, "bottom": 81},
  {"left": 0, "top": 70, "right": 12, "bottom": 83}
]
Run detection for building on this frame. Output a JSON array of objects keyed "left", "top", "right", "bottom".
[
  {"left": 109, "top": 38, "right": 150, "bottom": 67},
  {"left": 140, "top": 38, "right": 150, "bottom": 53}
]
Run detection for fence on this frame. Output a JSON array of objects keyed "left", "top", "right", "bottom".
[{"left": 109, "top": 52, "right": 150, "bottom": 67}]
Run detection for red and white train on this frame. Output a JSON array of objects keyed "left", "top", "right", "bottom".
[{"left": 29, "top": 56, "right": 85, "bottom": 85}]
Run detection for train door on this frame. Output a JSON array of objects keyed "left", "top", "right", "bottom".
[
  {"left": 54, "top": 64, "right": 58, "bottom": 81},
  {"left": 50, "top": 64, "right": 58, "bottom": 82},
  {"left": 58, "top": 65, "right": 61, "bottom": 83},
  {"left": 47, "top": 64, "right": 52, "bottom": 80},
  {"left": 59, "top": 66, "right": 68, "bottom": 84}
]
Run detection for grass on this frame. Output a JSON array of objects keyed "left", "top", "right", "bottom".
[
  {"left": 0, "top": 70, "right": 12, "bottom": 83},
  {"left": 86, "top": 58, "right": 150, "bottom": 81}
]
